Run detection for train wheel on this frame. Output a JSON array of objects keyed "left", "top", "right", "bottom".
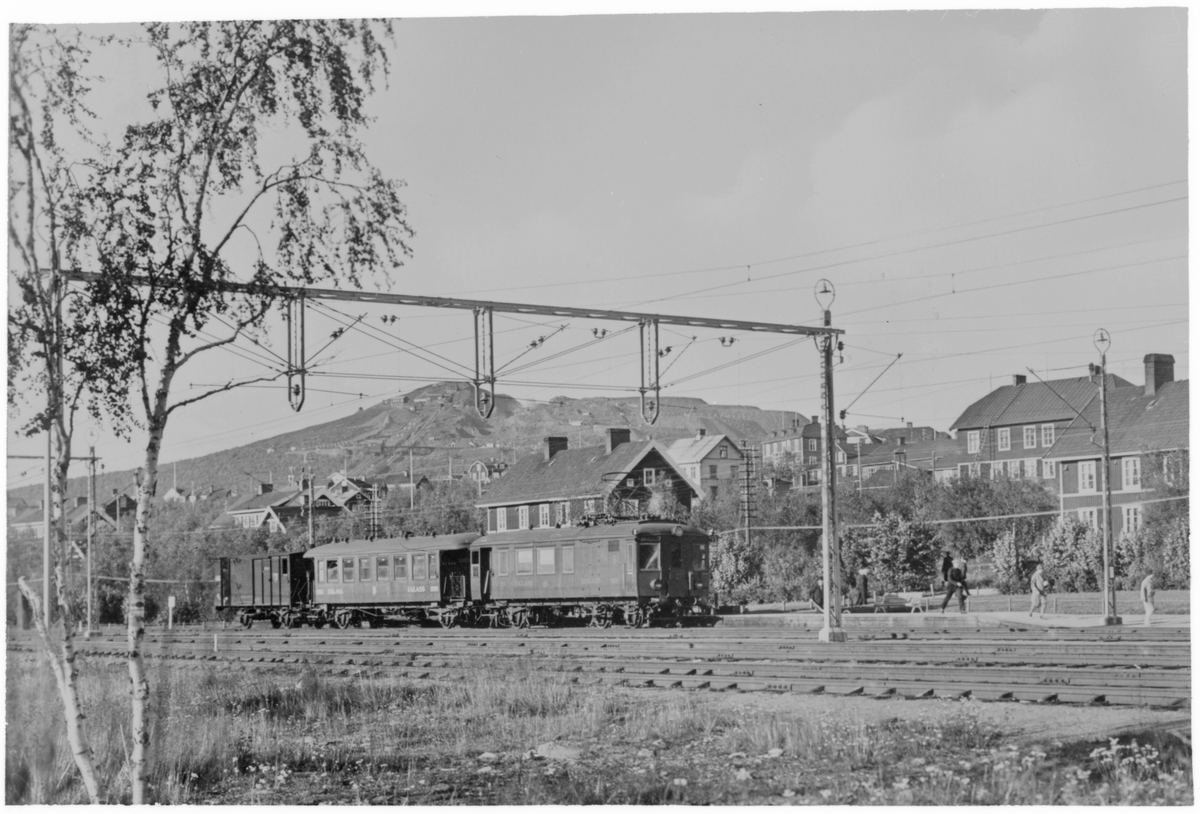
[
  {"left": 512, "top": 610, "right": 530, "bottom": 629},
  {"left": 622, "top": 607, "right": 643, "bottom": 629},
  {"left": 334, "top": 611, "right": 354, "bottom": 630},
  {"left": 238, "top": 612, "right": 253, "bottom": 629},
  {"left": 439, "top": 611, "right": 458, "bottom": 629}
]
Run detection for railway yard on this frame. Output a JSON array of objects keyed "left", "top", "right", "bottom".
[
  {"left": 6, "top": 611, "right": 1191, "bottom": 804},
  {"left": 11, "top": 613, "right": 1190, "bottom": 708}
]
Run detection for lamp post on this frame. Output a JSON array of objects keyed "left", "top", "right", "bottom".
[
  {"left": 1094, "top": 329, "right": 1122, "bottom": 625},
  {"left": 815, "top": 279, "right": 845, "bottom": 643}
]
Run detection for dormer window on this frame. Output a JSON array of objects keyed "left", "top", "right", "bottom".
[{"left": 719, "top": 445, "right": 728, "bottom": 459}]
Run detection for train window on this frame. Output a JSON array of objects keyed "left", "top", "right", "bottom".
[
  {"left": 626, "top": 542, "right": 634, "bottom": 575},
  {"left": 495, "top": 548, "right": 509, "bottom": 576},
  {"left": 562, "top": 545, "right": 575, "bottom": 574},
  {"left": 429, "top": 555, "right": 439, "bottom": 580},
  {"left": 515, "top": 548, "right": 534, "bottom": 575},
  {"left": 394, "top": 555, "right": 407, "bottom": 580},
  {"left": 281, "top": 559, "right": 289, "bottom": 575},
  {"left": 412, "top": 554, "right": 427, "bottom": 580},
  {"left": 608, "top": 540, "right": 620, "bottom": 553},
  {"left": 536, "top": 547, "right": 555, "bottom": 575},
  {"left": 343, "top": 557, "right": 356, "bottom": 582},
  {"left": 327, "top": 559, "right": 339, "bottom": 582},
  {"left": 317, "top": 560, "right": 327, "bottom": 583},
  {"left": 698, "top": 544, "right": 708, "bottom": 571},
  {"left": 359, "top": 557, "right": 373, "bottom": 581},
  {"left": 376, "top": 556, "right": 390, "bottom": 580},
  {"left": 638, "top": 543, "right": 661, "bottom": 571}
]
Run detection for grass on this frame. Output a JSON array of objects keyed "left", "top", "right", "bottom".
[{"left": 6, "top": 652, "right": 1193, "bottom": 805}]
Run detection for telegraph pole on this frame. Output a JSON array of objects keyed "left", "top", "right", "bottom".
[
  {"left": 1095, "top": 330, "right": 1121, "bottom": 625},
  {"left": 816, "top": 280, "right": 845, "bottom": 643},
  {"left": 86, "top": 438, "right": 97, "bottom": 637}
]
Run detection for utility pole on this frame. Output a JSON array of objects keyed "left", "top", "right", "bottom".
[
  {"left": 816, "top": 280, "right": 845, "bottom": 643},
  {"left": 86, "top": 438, "right": 97, "bottom": 637},
  {"left": 1095, "top": 330, "right": 1121, "bottom": 625}
]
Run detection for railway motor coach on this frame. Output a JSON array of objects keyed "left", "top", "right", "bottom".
[{"left": 214, "top": 518, "right": 718, "bottom": 629}]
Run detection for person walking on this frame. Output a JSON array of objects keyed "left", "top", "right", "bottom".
[
  {"left": 940, "top": 559, "right": 968, "bottom": 614},
  {"left": 1029, "top": 563, "right": 1048, "bottom": 618},
  {"left": 1140, "top": 572, "right": 1156, "bottom": 627}
]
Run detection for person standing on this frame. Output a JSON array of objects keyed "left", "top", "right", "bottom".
[
  {"left": 809, "top": 577, "right": 824, "bottom": 611},
  {"left": 941, "top": 552, "right": 953, "bottom": 585},
  {"left": 940, "top": 559, "right": 968, "bottom": 614},
  {"left": 1029, "top": 563, "right": 1048, "bottom": 618},
  {"left": 854, "top": 568, "right": 869, "bottom": 607},
  {"left": 1140, "top": 572, "right": 1156, "bottom": 627}
]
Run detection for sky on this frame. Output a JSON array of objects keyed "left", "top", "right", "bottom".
[{"left": 6, "top": 5, "right": 1191, "bottom": 490}]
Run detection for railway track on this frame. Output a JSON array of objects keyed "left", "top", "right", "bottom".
[{"left": 9, "top": 625, "right": 1190, "bottom": 708}]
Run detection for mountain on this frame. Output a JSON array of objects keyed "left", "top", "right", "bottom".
[{"left": 7, "top": 381, "right": 807, "bottom": 505}]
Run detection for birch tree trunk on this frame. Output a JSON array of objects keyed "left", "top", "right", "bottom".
[{"left": 17, "top": 576, "right": 102, "bottom": 803}]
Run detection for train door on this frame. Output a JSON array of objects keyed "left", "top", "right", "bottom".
[
  {"left": 252, "top": 559, "right": 265, "bottom": 605},
  {"left": 279, "top": 556, "right": 291, "bottom": 605},
  {"left": 470, "top": 548, "right": 492, "bottom": 600},
  {"left": 219, "top": 559, "right": 231, "bottom": 606},
  {"left": 663, "top": 540, "right": 687, "bottom": 597},
  {"left": 289, "top": 555, "right": 310, "bottom": 605}
]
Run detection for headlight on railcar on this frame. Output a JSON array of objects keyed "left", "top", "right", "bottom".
[{"left": 650, "top": 578, "right": 664, "bottom": 590}]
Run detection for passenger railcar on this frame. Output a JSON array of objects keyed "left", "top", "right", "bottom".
[{"left": 214, "top": 518, "right": 718, "bottom": 629}]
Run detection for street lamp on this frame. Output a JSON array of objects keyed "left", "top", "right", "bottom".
[{"left": 1093, "top": 329, "right": 1121, "bottom": 625}]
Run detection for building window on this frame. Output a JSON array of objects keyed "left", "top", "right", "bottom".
[
  {"left": 1024, "top": 426, "right": 1037, "bottom": 449},
  {"left": 536, "top": 547, "right": 555, "bottom": 575},
  {"left": 967, "top": 431, "right": 980, "bottom": 454},
  {"left": 556, "top": 502, "right": 569, "bottom": 525},
  {"left": 1079, "top": 508, "right": 1098, "bottom": 529},
  {"left": 1026, "top": 458, "right": 1037, "bottom": 479},
  {"left": 584, "top": 499, "right": 596, "bottom": 514},
  {"left": 1122, "top": 458, "right": 1141, "bottom": 490},
  {"left": 1123, "top": 505, "right": 1142, "bottom": 531},
  {"left": 719, "top": 445, "right": 728, "bottom": 459},
  {"left": 1042, "top": 459, "right": 1055, "bottom": 479},
  {"left": 1079, "top": 461, "right": 1097, "bottom": 492},
  {"left": 837, "top": 451, "right": 845, "bottom": 464},
  {"left": 562, "top": 545, "right": 575, "bottom": 574},
  {"left": 539, "top": 503, "right": 550, "bottom": 528},
  {"left": 495, "top": 548, "right": 509, "bottom": 576},
  {"left": 807, "top": 456, "right": 817, "bottom": 465},
  {"left": 518, "top": 505, "right": 530, "bottom": 528},
  {"left": 708, "top": 464, "right": 718, "bottom": 479},
  {"left": 997, "top": 428, "right": 1010, "bottom": 452},
  {"left": 1041, "top": 424, "right": 1055, "bottom": 447},
  {"left": 969, "top": 462, "right": 980, "bottom": 478},
  {"left": 496, "top": 508, "right": 507, "bottom": 532},
  {"left": 730, "top": 466, "right": 738, "bottom": 480},
  {"left": 808, "top": 439, "right": 817, "bottom": 452},
  {"left": 709, "top": 485, "right": 718, "bottom": 499}
]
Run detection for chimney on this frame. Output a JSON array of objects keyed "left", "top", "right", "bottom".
[
  {"left": 606, "top": 428, "right": 631, "bottom": 454},
  {"left": 544, "top": 436, "right": 569, "bottom": 461},
  {"left": 1144, "top": 354, "right": 1175, "bottom": 397},
  {"left": 811, "top": 415, "right": 819, "bottom": 426},
  {"left": 696, "top": 428, "right": 706, "bottom": 438},
  {"left": 1013, "top": 374, "right": 1026, "bottom": 386},
  {"left": 259, "top": 482, "right": 274, "bottom": 496}
]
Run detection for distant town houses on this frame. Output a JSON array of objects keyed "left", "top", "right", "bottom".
[
  {"left": 1045, "top": 354, "right": 1187, "bottom": 535},
  {"left": 476, "top": 428, "right": 698, "bottom": 532},
  {"left": 665, "top": 429, "right": 745, "bottom": 500}
]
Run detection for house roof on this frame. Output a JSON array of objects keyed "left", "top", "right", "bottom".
[
  {"left": 1045, "top": 379, "right": 1189, "bottom": 460},
  {"left": 849, "top": 438, "right": 965, "bottom": 469},
  {"left": 226, "top": 488, "right": 302, "bottom": 513},
  {"left": 664, "top": 434, "right": 740, "bottom": 465},
  {"left": 477, "top": 440, "right": 685, "bottom": 507},
  {"left": 949, "top": 374, "right": 1133, "bottom": 431}
]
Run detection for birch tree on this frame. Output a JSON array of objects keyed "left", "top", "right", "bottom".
[
  {"left": 74, "top": 20, "right": 413, "bottom": 802},
  {"left": 8, "top": 24, "right": 104, "bottom": 803}
]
